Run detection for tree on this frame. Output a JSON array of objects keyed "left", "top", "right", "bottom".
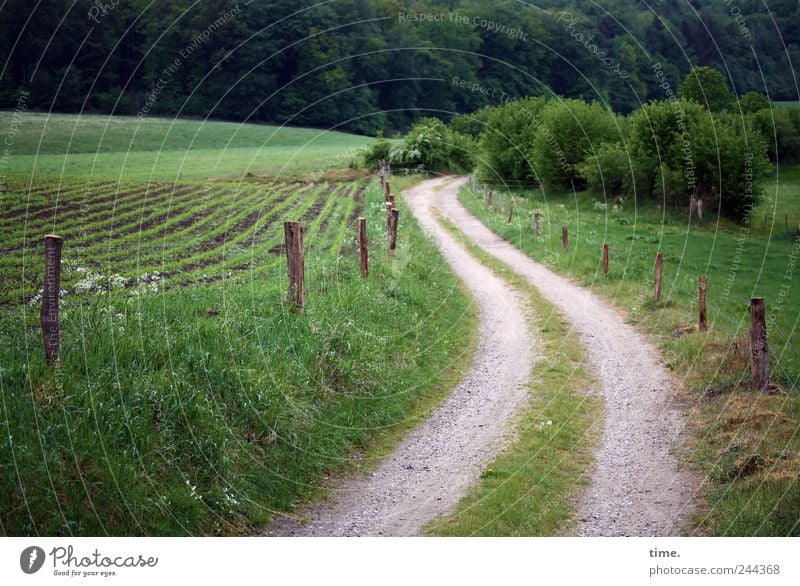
[{"left": 678, "top": 66, "right": 733, "bottom": 113}]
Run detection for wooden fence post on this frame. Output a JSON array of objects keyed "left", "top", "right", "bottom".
[
  {"left": 750, "top": 297, "right": 769, "bottom": 391},
  {"left": 697, "top": 198, "right": 703, "bottom": 220},
  {"left": 654, "top": 252, "right": 664, "bottom": 301},
  {"left": 41, "top": 234, "right": 63, "bottom": 365},
  {"left": 602, "top": 243, "right": 609, "bottom": 277},
  {"left": 284, "top": 222, "right": 306, "bottom": 310},
  {"left": 359, "top": 217, "right": 368, "bottom": 278},
  {"left": 483, "top": 184, "right": 488, "bottom": 205},
  {"left": 488, "top": 189, "right": 493, "bottom": 208},
  {"left": 385, "top": 181, "right": 391, "bottom": 201},
  {"left": 562, "top": 227, "right": 569, "bottom": 251},
  {"left": 385, "top": 202, "right": 393, "bottom": 233},
  {"left": 698, "top": 275, "right": 708, "bottom": 332},
  {"left": 534, "top": 212, "right": 541, "bottom": 236},
  {"left": 388, "top": 208, "right": 399, "bottom": 257},
  {"left": 507, "top": 197, "right": 515, "bottom": 223}
]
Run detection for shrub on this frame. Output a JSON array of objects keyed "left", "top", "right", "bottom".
[
  {"left": 750, "top": 107, "right": 800, "bottom": 164},
  {"left": 477, "top": 97, "right": 548, "bottom": 183},
  {"left": 385, "top": 118, "right": 478, "bottom": 174},
  {"left": 628, "top": 99, "right": 770, "bottom": 221},
  {"left": 530, "top": 99, "right": 620, "bottom": 190},
  {"left": 362, "top": 131, "right": 392, "bottom": 169},
  {"left": 577, "top": 142, "right": 637, "bottom": 197}
]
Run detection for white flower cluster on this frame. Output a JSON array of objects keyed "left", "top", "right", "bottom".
[
  {"left": 74, "top": 270, "right": 129, "bottom": 293},
  {"left": 130, "top": 271, "right": 163, "bottom": 296}
]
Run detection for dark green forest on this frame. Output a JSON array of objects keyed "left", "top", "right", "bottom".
[{"left": 1, "top": 0, "right": 798, "bottom": 133}]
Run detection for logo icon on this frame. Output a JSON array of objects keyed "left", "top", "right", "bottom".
[{"left": 20, "top": 546, "right": 46, "bottom": 574}]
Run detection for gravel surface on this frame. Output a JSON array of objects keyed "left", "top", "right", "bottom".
[
  {"left": 436, "top": 177, "right": 700, "bottom": 536},
  {"left": 268, "top": 177, "right": 538, "bottom": 536}
]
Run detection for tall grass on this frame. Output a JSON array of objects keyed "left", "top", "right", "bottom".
[{"left": 0, "top": 179, "right": 475, "bottom": 535}]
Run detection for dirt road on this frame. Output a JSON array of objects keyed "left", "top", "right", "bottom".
[{"left": 270, "top": 176, "right": 697, "bottom": 537}]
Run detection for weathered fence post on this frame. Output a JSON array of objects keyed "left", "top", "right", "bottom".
[
  {"left": 750, "top": 297, "right": 769, "bottom": 391},
  {"left": 385, "top": 202, "right": 393, "bottom": 233},
  {"left": 488, "top": 189, "right": 493, "bottom": 208},
  {"left": 562, "top": 227, "right": 569, "bottom": 251},
  {"left": 483, "top": 184, "right": 488, "bottom": 205},
  {"left": 283, "top": 222, "right": 305, "bottom": 310},
  {"left": 41, "top": 234, "right": 63, "bottom": 365},
  {"left": 385, "top": 181, "right": 391, "bottom": 202},
  {"left": 379, "top": 159, "right": 385, "bottom": 190},
  {"left": 359, "top": 217, "right": 368, "bottom": 278},
  {"left": 507, "top": 196, "right": 515, "bottom": 223},
  {"left": 696, "top": 198, "right": 703, "bottom": 220},
  {"left": 698, "top": 275, "right": 708, "bottom": 332},
  {"left": 534, "top": 212, "right": 541, "bottom": 236},
  {"left": 654, "top": 252, "right": 664, "bottom": 301},
  {"left": 602, "top": 243, "right": 609, "bottom": 278},
  {"left": 388, "top": 208, "right": 399, "bottom": 257}
]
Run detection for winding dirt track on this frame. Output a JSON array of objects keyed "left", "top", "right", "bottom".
[
  {"left": 269, "top": 178, "right": 538, "bottom": 536},
  {"left": 270, "top": 176, "right": 698, "bottom": 537},
  {"left": 429, "top": 176, "right": 699, "bottom": 536}
]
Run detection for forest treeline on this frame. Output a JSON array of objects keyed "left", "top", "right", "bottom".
[{"left": 1, "top": 0, "right": 798, "bottom": 134}]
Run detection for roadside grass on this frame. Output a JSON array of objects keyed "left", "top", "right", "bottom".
[
  {"left": 425, "top": 214, "right": 602, "bottom": 537},
  {"left": 0, "top": 112, "right": 374, "bottom": 180},
  {"left": 459, "top": 181, "right": 800, "bottom": 536},
  {"left": 0, "top": 177, "right": 477, "bottom": 536}
]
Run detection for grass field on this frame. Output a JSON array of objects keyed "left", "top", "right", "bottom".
[
  {"left": 460, "top": 178, "right": 800, "bottom": 536},
  {"left": 0, "top": 113, "right": 374, "bottom": 180},
  {"left": 0, "top": 114, "right": 480, "bottom": 535}
]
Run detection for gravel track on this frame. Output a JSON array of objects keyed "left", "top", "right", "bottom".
[
  {"left": 268, "top": 177, "right": 538, "bottom": 536},
  {"left": 270, "top": 176, "right": 698, "bottom": 537},
  {"left": 435, "top": 177, "right": 700, "bottom": 536}
]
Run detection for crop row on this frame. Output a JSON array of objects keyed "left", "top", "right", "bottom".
[{"left": 0, "top": 179, "right": 365, "bottom": 308}]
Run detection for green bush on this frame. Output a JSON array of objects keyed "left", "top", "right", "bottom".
[
  {"left": 449, "top": 105, "right": 495, "bottom": 139},
  {"left": 577, "top": 142, "right": 636, "bottom": 197},
  {"left": 750, "top": 107, "right": 800, "bottom": 164},
  {"left": 478, "top": 97, "right": 548, "bottom": 184},
  {"left": 362, "top": 131, "right": 392, "bottom": 169},
  {"left": 530, "top": 99, "right": 620, "bottom": 190},
  {"left": 738, "top": 92, "right": 771, "bottom": 114},
  {"left": 628, "top": 99, "right": 769, "bottom": 221},
  {"left": 388, "top": 117, "right": 477, "bottom": 173}
]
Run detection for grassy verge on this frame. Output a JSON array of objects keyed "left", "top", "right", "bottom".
[
  {"left": 0, "top": 176, "right": 477, "bottom": 536},
  {"left": 425, "top": 213, "right": 602, "bottom": 536},
  {"left": 459, "top": 183, "right": 800, "bottom": 536}
]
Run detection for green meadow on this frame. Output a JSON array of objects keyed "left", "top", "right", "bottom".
[{"left": 0, "top": 113, "right": 374, "bottom": 180}]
